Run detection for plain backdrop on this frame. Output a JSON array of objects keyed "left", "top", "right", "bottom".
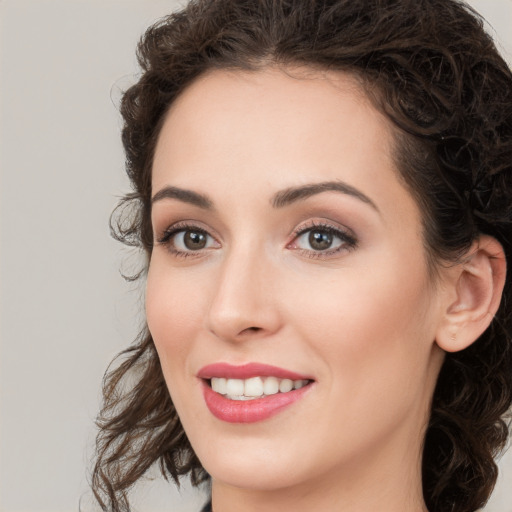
[{"left": 0, "top": 1, "right": 511, "bottom": 511}]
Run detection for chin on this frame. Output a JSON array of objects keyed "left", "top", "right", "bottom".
[
  {"left": 207, "top": 461, "right": 306, "bottom": 492},
  {"left": 197, "top": 439, "right": 310, "bottom": 491}
]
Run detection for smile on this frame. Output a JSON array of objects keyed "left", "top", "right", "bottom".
[
  {"left": 198, "top": 363, "right": 315, "bottom": 423},
  {"left": 210, "top": 376, "right": 310, "bottom": 400}
]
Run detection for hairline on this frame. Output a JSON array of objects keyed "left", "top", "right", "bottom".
[{"left": 147, "top": 61, "right": 448, "bottom": 284}]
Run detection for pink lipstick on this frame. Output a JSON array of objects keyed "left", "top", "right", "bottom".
[
  {"left": 198, "top": 363, "right": 314, "bottom": 423},
  {"left": 197, "top": 362, "right": 312, "bottom": 380}
]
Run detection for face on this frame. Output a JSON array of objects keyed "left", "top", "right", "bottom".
[{"left": 147, "top": 68, "right": 447, "bottom": 496}]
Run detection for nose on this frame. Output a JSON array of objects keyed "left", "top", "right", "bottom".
[{"left": 206, "top": 247, "right": 282, "bottom": 343}]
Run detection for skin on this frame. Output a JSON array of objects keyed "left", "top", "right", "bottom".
[{"left": 146, "top": 67, "right": 466, "bottom": 512}]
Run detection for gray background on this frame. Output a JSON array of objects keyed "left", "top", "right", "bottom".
[{"left": 0, "top": 1, "right": 511, "bottom": 511}]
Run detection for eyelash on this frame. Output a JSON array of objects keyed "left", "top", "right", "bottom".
[
  {"left": 156, "top": 220, "right": 358, "bottom": 260},
  {"left": 290, "top": 221, "right": 358, "bottom": 259},
  {"left": 157, "top": 221, "right": 214, "bottom": 259}
]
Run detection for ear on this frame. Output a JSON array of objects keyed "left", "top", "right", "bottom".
[{"left": 436, "top": 235, "right": 506, "bottom": 353}]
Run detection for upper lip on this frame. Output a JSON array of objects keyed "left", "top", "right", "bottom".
[{"left": 197, "top": 362, "right": 313, "bottom": 381}]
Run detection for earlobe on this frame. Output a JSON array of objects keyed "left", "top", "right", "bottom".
[{"left": 436, "top": 235, "right": 506, "bottom": 353}]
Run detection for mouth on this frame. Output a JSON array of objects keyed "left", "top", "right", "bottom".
[
  {"left": 197, "top": 363, "right": 315, "bottom": 423},
  {"left": 206, "top": 376, "right": 313, "bottom": 400}
]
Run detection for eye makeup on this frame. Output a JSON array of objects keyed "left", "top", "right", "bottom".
[
  {"left": 287, "top": 220, "right": 358, "bottom": 260},
  {"left": 156, "top": 221, "right": 220, "bottom": 259},
  {"left": 155, "top": 218, "right": 358, "bottom": 261}
]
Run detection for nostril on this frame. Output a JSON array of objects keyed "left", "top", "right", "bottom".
[{"left": 244, "top": 326, "right": 262, "bottom": 333}]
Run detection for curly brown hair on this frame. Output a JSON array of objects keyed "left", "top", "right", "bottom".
[{"left": 91, "top": 1, "right": 512, "bottom": 511}]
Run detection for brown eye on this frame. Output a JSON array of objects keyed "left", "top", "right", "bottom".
[
  {"left": 160, "top": 226, "right": 218, "bottom": 255},
  {"left": 183, "top": 230, "right": 207, "bottom": 250},
  {"left": 309, "top": 230, "right": 334, "bottom": 250},
  {"left": 290, "top": 223, "right": 357, "bottom": 257}
]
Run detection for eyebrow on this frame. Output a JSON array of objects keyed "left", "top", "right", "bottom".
[
  {"left": 271, "top": 181, "right": 379, "bottom": 211},
  {"left": 151, "top": 186, "right": 214, "bottom": 209},
  {"left": 151, "top": 180, "right": 378, "bottom": 212}
]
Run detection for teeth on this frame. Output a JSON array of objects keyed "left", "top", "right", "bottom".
[
  {"left": 244, "top": 377, "right": 264, "bottom": 397},
  {"left": 211, "top": 377, "right": 227, "bottom": 394},
  {"left": 263, "top": 376, "right": 279, "bottom": 395},
  {"left": 210, "top": 376, "right": 310, "bottom": 400},
  {"left": 279, "top": 379, "right": 293, "bottom": 393},
  {"left": 294, "top": 379, "right": 306, "bottom": 389},
  {"left": 225, "top": 378, "right": 244, "bottom": 396}
]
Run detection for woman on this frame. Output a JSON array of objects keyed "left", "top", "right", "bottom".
[{"left": 92, "top": 0, "right": 512, "bottom": 511}]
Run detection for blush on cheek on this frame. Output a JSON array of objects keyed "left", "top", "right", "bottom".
[{"left": 146, "top": 269, "right": 209, "bottom": 368}]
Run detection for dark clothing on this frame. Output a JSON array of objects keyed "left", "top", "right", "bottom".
[{"left": 201, "top": 501, "right": 212, "bottom": 512}]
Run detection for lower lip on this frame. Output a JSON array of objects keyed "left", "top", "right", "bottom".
[{"left": 202, "top": 381, "right": 312, "bottom": 423}]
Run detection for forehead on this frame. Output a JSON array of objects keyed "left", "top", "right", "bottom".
[
  {"left": 158, "top": 67, "right": 382, "bottom": 138},
  {"left": 153, "top": 67, "right": 395, "bottom": 182},
  {"left": 152, "top": 67, "right": 420, "bottom": 233}
]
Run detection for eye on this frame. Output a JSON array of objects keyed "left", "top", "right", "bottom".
[
  {"left": 157, "top": 223, "right": 219, "bottom": 257},
  {"left": 175, "top": 229, "right": 214, "bottom": 250},
  {"left": 289, "top": 222, "right": 357, "bottom": 258}
]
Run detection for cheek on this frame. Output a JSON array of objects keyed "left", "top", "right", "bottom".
[
  {"left": 290, "top": 252, "right": 436, "bottom": 393},
  {"left": 288, "top": 267, "right": 436, "bottom": 462},
  {"left": 145, "top": 258, "right": 209, "bottom": 369}
]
